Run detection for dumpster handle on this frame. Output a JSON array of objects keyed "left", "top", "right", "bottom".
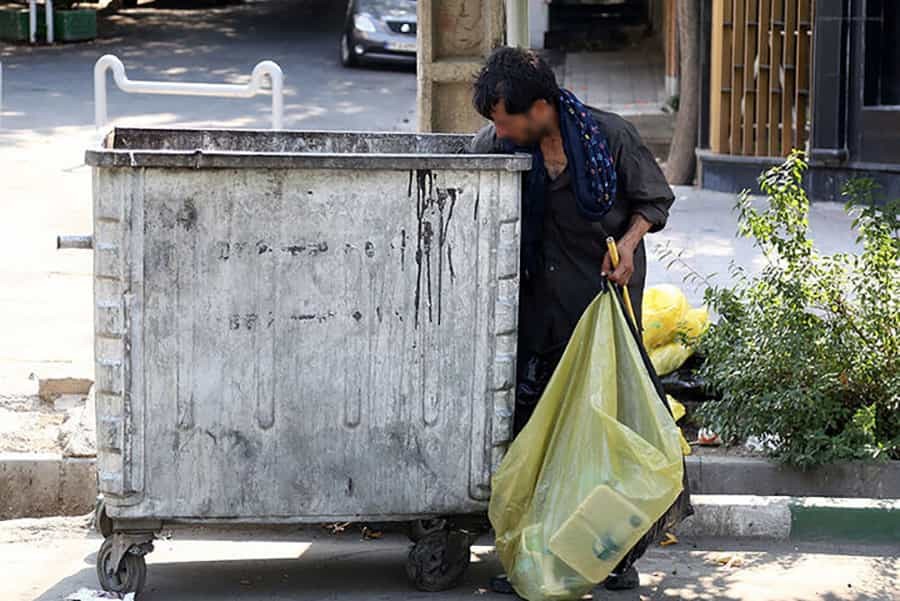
[
  {"left": 57, "top": 235, "right": 93, "bottom": 250},
  {"left": 94, "top": 54, "right": 284, "bottom": 131}
]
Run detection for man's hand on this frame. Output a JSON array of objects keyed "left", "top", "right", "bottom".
[
  {"left": 601, "top": 239, "right": 636, "bottom": 286},
  {"left": 601, "top": 214, "right": 653, "bottom": 287}
]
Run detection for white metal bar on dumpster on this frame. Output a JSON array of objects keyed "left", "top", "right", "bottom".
[{"left": 93, "top": 54, "right": 285, "bottom": 130}]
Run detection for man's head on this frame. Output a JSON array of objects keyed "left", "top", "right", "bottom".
[{"left": 473, "top": 47, "right": 561, "bottom": 146}]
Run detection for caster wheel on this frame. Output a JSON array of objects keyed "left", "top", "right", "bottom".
[
  {"left": 408, "top": 518, "right": 447, "bottom": 543},
  {"left": 96, "top": 537, "right": 147, "bottom": 595},
  {"left": 406, "top": 530, "right": 471, "bottom": 592}
]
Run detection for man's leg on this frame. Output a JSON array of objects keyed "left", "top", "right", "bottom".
[{"left": 513, "top": 348, "right": 564, "bottom": 436}]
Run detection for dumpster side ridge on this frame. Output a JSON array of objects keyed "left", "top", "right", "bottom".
[
  {"left": 93, "top": 167, "right": 128, "bottom": 502},
  {"left": 489, "top": 173, "right": 521, "bottom": 478}
]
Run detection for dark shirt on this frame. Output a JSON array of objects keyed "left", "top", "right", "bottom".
[{"left": 470, "top": 110, "right": 675, "bottom": 354}]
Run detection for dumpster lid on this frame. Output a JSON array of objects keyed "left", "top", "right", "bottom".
[{"left": 85, "top": 128, "right": 532, "bottom": 171}]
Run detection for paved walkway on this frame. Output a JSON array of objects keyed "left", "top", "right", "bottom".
[
  {"left": 563, "top": 39, "right": 669, "bottom": 113},
  {"left": 556, "top": 39, "right": 674, "bottom": 157},
  {"left": 2, "top": 517, "right": 897, "bottom": 601}
]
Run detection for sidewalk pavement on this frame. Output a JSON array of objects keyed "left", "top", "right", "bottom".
[
  {"left": 650, "top": 186, "right": 858, "bottom": 308},
  {"left": 2, "top": 517, "right": 897, "bottom": 601}
]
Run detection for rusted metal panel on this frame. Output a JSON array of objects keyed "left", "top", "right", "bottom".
[{"left": 89, "top": 129, "right": 527, "bottom": 522}]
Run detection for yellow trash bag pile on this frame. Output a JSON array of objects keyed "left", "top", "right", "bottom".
[
  {"left": 641, "top": 285, "right": 710, "bottom": 376},
  {"left": 489, "top": 290, "right": 689, "bottom": 601}
]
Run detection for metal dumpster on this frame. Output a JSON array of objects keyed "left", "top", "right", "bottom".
[{"left": 81, "top": 128, "right": 529, "bottom": 594}]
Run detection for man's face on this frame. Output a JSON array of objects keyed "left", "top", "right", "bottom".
[{"left": 490, "top": 100, "right": 551, "bottom": 146}]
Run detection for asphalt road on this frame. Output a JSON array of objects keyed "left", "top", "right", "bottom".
[{"left": 0, "top": 0, "right": 417, "bottom": 132}]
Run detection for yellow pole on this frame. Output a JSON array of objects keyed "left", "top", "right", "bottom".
[{"left": 605, "top": 237, "right": 638, "bottom": 328}]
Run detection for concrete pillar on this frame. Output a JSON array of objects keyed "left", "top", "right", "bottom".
[
  {"left": 527, "top": 0, "right": 549, "bottom": 49},
  {"left": 506, "top": 0, "right": 528, "bottom": 48},
  {"left": 417, "top": 0, "right": 506, "bottom": 133}
]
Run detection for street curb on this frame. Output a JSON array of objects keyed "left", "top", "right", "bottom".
[
  {"left": 0, "top": 453, "right": 96, "bottom": 520},
  {"left": 685, "top": 455, "right": 900, "bottom": 499},
  {"left": 789, "top": 497, "right": 900, "bottom": 543},
  {"left": 677, "top": 494, "right": 900, "bottom": 542}
]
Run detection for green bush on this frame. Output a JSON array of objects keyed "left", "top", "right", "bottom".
[{"left": 695, "top": 151, "right": 900, "bottom": 468}]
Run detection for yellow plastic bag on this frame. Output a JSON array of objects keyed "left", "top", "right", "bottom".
[
  {"left": 490, "top": 290, "right": 688, "bottom": 601},
  {"left": 641, "top": 284, "right": 688, "bottom": 349},
  {"left": 676, "top": 306, "right": 710, "bottom": 340},
  {"left": 667, "top": 396, "right": 693, "bottom": 456},
  {"left": 649, "top": 341, "right": 694, "bottom": 376}
]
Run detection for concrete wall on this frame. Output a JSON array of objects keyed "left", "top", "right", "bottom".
[{"left": 417, "top": 0, "right": 506, "bottom": 133}]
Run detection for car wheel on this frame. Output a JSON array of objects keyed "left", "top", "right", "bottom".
[{"left": 340, "top": 31, "right": 359, "bottom": 67}]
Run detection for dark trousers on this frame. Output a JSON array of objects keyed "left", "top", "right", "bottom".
[{"left": 513, "top": 348, "right": 564, "bottom": 436}]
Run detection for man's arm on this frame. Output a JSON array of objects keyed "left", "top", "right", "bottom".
[
  {"left": 600, "top": 116, "right": 675, "bottom": 285},
  {"left": 601, "top": 214, "right": 653, "bottom": 285}
]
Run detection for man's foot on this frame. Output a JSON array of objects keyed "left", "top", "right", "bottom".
[
  {"left": 603, "top": 565, "right": 640, "bottom": 590},
  {"left": 490, "top": 574, "right": 516, "bottom": 595}
]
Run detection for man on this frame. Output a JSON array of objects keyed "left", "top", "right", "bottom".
[{"left": 470, "top": 47, "right": 675, "bottom": 592}]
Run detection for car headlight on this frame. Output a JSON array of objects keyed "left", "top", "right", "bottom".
[{"left": 354, "top": 14, "right": 377, "bottom": 33}]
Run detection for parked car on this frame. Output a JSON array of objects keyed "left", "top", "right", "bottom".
[{"left": 341, "top": 0, "right": 417, "bottom": 67}]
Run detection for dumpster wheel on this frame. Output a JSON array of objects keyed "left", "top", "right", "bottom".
[
  {"left": 406, "top": 529, "right": 471, "bottom": 592},
  {"left": 408, "top": 518, "right": 448, "bottom": 543},
  {"left": 96, "top": 537, "right": 149, "bottom": 595}
]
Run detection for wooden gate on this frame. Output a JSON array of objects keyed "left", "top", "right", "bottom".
[{"left": 709, "top": 0, "right": 814, "bottom": 157}]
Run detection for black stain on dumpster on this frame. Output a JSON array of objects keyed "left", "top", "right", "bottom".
[
  {"left": 176, "top": 200, "right": 197, "bottom": 231},
  {"left": 447, "top": 243, "right": 455, "bottom": 282},
  {"left": 353, "top": 310, "right": 362, "bottom": 321},
  {"left": 413, "top": 169, "right": 434, "bottom": 327},
  {"left": 423, "top": 220, "right": 434, "bottom": 324},
  {"left": 400, "top": 229, "right": 406, "bottom": 269},
  {"left": 435, "top": 187, "right": 458, "bottom": 324},
  {"left": 347, "top": 477, "right": 354, "bottom": 496},
  {"left": 411, "top": 171, "right": 463, "bottom": 326},
  {"left": 365, "top": 241, "right": 375, "bottom": 258},
  {"left": 226, "top": 430, "right": 255, "bottom": 459},
  {"left": 376, "top": 306, "right": 383, "bottom": 322},
  {"left": 283, "top": 244, "right": 306, "bottom": 256}
]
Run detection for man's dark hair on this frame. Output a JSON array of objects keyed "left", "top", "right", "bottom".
[{"left": 473, "top": 47, "right": 560, "bottom": 120}]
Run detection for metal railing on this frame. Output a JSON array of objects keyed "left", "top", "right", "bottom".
[
  {"left": 28, "top": 0, "right": 54, "bottom": 44},
  {"left": 93, "top": 54, "right": 285, "bottom": 131}
]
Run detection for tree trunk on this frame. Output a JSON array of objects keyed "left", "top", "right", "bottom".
[{"left": 664, "top": 0, "right": 700, "bottom": 185}]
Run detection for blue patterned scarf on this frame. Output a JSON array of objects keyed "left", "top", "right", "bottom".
[{"left": 501, "top": 88, "right": 617, "bottom": 278}]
